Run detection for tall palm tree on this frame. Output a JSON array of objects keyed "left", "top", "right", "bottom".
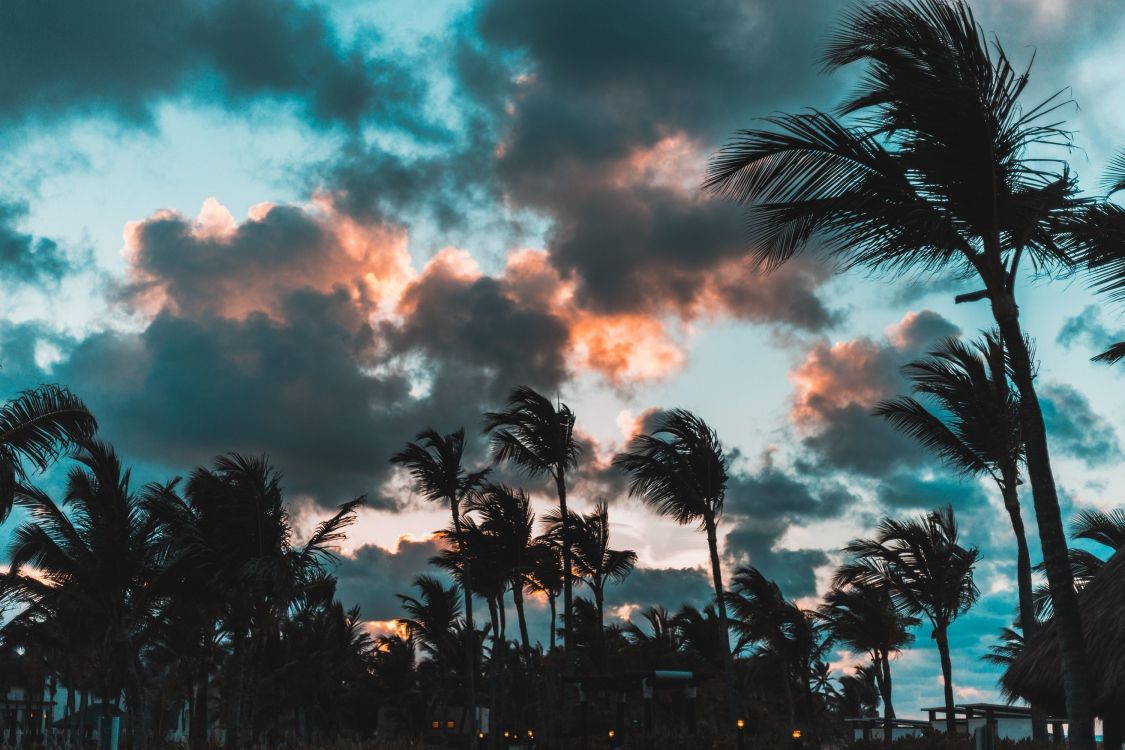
[
  {"left": 391, "top": 428, "right": 488, "bottom": 734},
  {"left": 613, "top": 409, "right": 738, "bottom": 734},
  {"left": 726, "top": 567, "right": 804, "bottom": 733},
  {"left": 483, "top": 386, "right": 581, "bottom": 658},
  {"left": 873, "top": 333, "right": 1047, "bottom": 738},
  {"left": 0, "top": 385, "right": 97, "bottom": 519},
  {"left": 705, "top": 2, "right": 1103, "bottom": 741},
  {"left": 836, "top": 506, "right": 979, "bottom": 733},
  {"left": 819, "top": 582, "right": 918, "bottom": 741},
  {"left": 545, "top": 500, "right": 637, "bottom": 668},
  {"left": 468, "top": 483, "right": 537, "bottom": 654}
]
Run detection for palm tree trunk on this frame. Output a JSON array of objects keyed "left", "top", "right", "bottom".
[
  {"left": 879, "top": 653, "right": 894, "bottom": 745},
  {"left": 547, "top": 592, "right": 557, "bottom": 651},
  {"left": 555, "top": 472, "right": 573, "bottom": 659},
  {"left": 704, "top": 515, "right": 737, "bottom": 735},
  {"left": 779, "top": 654, "right": 795, "bottom": 733},
  {"left": 992, "top": 297, "right": 1096, "bottom": 750},
  {"left": 225, "top": 628, "right": 247, "bottom": 750},
  {"left": 512, "top": 582, "right": 532, "bottom": 654},
  {"left": 192, "top": 644, "right": 211, "bottom": 750},
  {"left": 452, "top": 502, "right": 478, "bottom": 737},
  {"left": 594, "top": 584, "right": 606, "bottom": 671},
  {"left": 999, "top": 483, "right": 1048, "bottom": 741},
  {"left": 487, "top": 597, "right": 502, "bottom": 750},
  {"left": 934, "top": 625, "right": 955, "bottom": 734}
]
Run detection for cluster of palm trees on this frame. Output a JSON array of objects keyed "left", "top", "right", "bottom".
[
  {"left": 375, "top": 386, "right": 990, "bottom": 746},
  {"left": 3, "top": 0, "right": 1125, "bottom": 748},
  {"left": 0, "top": 416, "right": 384, "bottom": 748}
]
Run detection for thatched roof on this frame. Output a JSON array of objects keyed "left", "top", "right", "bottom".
[{"left": 1001, "top": 549, "right": 1125, "bottom": 716}]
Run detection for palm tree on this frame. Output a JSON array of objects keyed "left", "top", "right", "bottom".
[
  {"left": 704, "top": 3, "right": 1104, "bottom": 741},
  {"left": 545, "top": 500, "right": 637, "bottom": 669},
  {"left": 873, "top": 333, "right": 1047, "bottom": 738},
  {"left": 613, "top": 409, "right": 738, "bottom": 734},
  {"left": 2, "top": 440, "right": 158, "bottom": 730},
  {"left": 178, "top": 454, "right": 361, "bottom": 750},
  {"left": 623, "top": 606, "right": 681, "bottom": 656},
  {"left": 391, "top": 428, "right": 488, "bottom": 734},
  {"left": 836, "top": 507, "right": 978, "bottom": 733},
  {"left": 483, "top": 386, "right": 581, "bottom": 659},
  {"left": 430, "top": 519, "right": 509, "bottom": 749},
  {"left": 0, "top": 385, "right": 97, "bottom": 519},
  {"left": 819, "top": 582, "right": 918, "bottom": 741},
  {"left": 468, "top": 483, "right": 537, "bottom": 654},
  {"left": 526, "top": 536, "right": 564, "bottom": 652},
  {"left": 726, "top": 567, "right": 804, "bottom": 733}
]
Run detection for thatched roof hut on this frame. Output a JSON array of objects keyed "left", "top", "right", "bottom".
[{"left": 1001, "top": 549, "right": 1125, "bottom": 717}]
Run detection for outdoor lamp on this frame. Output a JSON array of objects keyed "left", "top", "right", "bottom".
[
  {"left": 792, "top": 729, "right": 802, "bottom": 739},
  {"left": 737, "top": 719, "right": 747, "bottom": 750}
]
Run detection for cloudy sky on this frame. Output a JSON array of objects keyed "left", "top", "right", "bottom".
[{"left": 2, "top": 0, "right": 1124, "bottom": 715}]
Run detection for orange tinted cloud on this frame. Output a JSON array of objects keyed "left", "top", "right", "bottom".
[{"left": 122, "top": 197, "right": 414, "bottom": 322}]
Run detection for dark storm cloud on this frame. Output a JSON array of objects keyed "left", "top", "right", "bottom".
[
  {"left": 448, "top": 0, "right": 847, "bottom": 326},
  {"left": 0, "top": 0, "right": 426, "bottom": 129},
  {"left": 333, "top": 538, "right": 449, "bottom": 621},
  {"left": 55, "top": 292, "right": 410, "bottom": 505},
  {"left": 384, "top": 265, "right": 570, "bottom": 394},
  {"left": 606, "top": 567, "right": 714, "bottom": 614},
  {"left": 1040, "top": 382, "right": 1122, "bottom": 467},
  {"left": 722, "top": 463, "right": 854, "bottom": 598},
  {"left": 0, "top": 202, "right": 76, "bottom": 287}
]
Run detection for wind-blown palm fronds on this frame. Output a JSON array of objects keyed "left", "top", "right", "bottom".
[
  {"left": 836, "top": 506, "right": 978, "bottom": 733},
  {"left": 613, "top": 409, "right": 738, "bottom": 733},
  {"left": 706, "top": 2, "right": 1102, "bottom": 739}
]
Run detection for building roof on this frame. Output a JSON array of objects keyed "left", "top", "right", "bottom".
[{"left": 1001, "top": 549, "right": 1125, "bottom": 716}]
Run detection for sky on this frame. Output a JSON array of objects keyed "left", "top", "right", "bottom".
[{"left": 1, "top": 0, "right": 1124, "bottom": 717}]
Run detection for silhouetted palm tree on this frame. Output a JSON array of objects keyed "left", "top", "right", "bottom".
[
  {"left": 819, "top": 582, "right": 918, "bottom": 741},
  {"left": 3, "top": 440, "right": 158, "bottom": 729},
  {"left": 526, "top": 536, "right": 564, "bottom": 652},
  {"left": 0, "top": 385, "right": 96, "bottom": 519},
  {"left": 726, "top": 567, "right": 803, "bottom": 732},
  {"left": 468, "top": 483, "right": 537, "bottom": 654},
  {"left": 705, "top": 2, "right": 1103, "bottom": 741},
  {"left": 545, "top": 500, "right": 636, "bottom": 668},
  {"left": 1077, "top": 153, "right": 1125, "bottom": 364},
  {"left": 836, "top": 507, "right": 978, "bottom": 733},
  {"left": 483, "top": 387, "right": 581, "bottom": 659},
  {"left": 179, "top": 454, "right": 361, "bottom": 749},
  {"left": 623, "top": 606, "right": 681, "bottom": 656},
  {"left": 613, "top": 409, "right": 738, "bottom": 733},
  {"left": 873, "top": 332, "right": 1048, "bottom": 738},
  {"left": 391, "top": 428, "right": 488, "bottom": 734}
]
